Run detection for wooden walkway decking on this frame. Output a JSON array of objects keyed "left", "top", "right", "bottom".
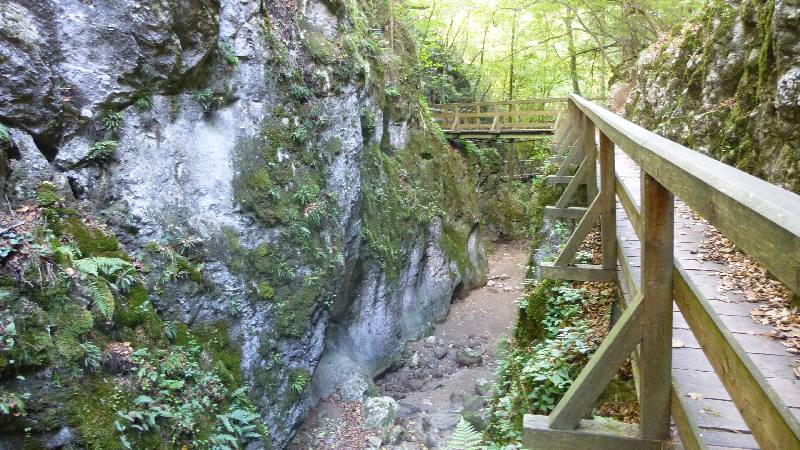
[{"left": 614, "top": 150, "right": 800, "bottom": 449}]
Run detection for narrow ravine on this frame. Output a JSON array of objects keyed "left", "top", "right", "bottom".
[{"left": 291, "top": 241, "right": 529, "bottom": 449}]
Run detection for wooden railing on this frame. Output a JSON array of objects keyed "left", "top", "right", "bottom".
[
  {"left": 432, "top": 98, "right": 567, "bottom": 135},
  {"left": 525, "top": 94, "right": 800, "bottom": 449}
]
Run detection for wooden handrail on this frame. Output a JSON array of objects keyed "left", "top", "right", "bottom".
[{"left": 569, "top": 94, "right": 800, "bottom": 295}]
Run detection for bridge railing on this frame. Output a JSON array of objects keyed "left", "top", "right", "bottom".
[
  {"left": 432, "top": 98, "right": 567, "bottom": 134},
  {"left": 526, "top": 94, "right": 800, "bottom": 449}
]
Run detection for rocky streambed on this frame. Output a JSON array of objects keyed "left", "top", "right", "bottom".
[{"left": 290, "top": 241, "right": 529, "bottom": 449}]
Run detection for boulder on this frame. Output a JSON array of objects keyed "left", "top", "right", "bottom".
[{"left": 362, "top": 396, "right": 399, "bottom": 430}]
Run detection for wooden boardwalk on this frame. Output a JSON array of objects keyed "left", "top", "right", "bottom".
[{"left": 614, "top": 151, "right": 800, "bottom": 449}]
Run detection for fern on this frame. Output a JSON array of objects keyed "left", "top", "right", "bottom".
[
  {"left": 74, "top": 256, "right": 133, "bottom": 278},
  {"left": 447, "top": 417, "right": 484, "bottom": 450},
  {"left": 74, "top": 257, "right": 134, "bottom": 320},
  {"left": 89, "top": 278, "right": 115, "bottom": 320}
]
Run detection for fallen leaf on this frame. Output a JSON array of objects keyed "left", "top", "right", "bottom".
[
  {"left": 687, "top": 392, "right": 703, "bottom": 400},
  {"left": 672, "top": 339, "right": 685, "bottom": 348},
  {"left": 701, "top": 407, "right": 720, "bottom": 416}
]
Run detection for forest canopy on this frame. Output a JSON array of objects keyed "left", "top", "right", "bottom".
[{"left": 396, "top": 0, "right": 705, "bottom": 103}]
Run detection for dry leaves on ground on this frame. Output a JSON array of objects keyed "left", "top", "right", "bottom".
[{"left": 697, "top": 223, "right": 800, "bottom": 365}]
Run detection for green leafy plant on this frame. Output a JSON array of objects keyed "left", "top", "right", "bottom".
[
  {"left": 135, "top": 95, "right": 154, "bottom": 110},
  {"left": 73, "top": 256, "right": 137, "bottom": 320},
  {"left": 218, "top": 39, "right": 239, "bottom": 67},
  {"left": 290, "top": 370, "right": 310, "bottom": 394},
  {"left": 448, "top": 417, "right": 484, "bottom": 449},
  {"left": 0, "top": 123, "right": 9, "bottom": 143},
  {"left": 289, "top": 84, "right": 313, "bottom": 102},
  {"left": 79, "top": 342, "right": 102, "bottom": 371},
  {"left": 103, "top": 111, "right": 123, "bottom": 133},
  {"left": 86, "top": 140, "right": 118, "bottom": 163},
  {"left": 192, "top": 88, "right": 220, "bottom": 112}
]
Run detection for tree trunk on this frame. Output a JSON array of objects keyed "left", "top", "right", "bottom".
[
  {"left": 565, "top": 11, "right": 581, "bottom": 95},
  {"left": 508, "top": 13, "right": 517, "bottom": 101}
]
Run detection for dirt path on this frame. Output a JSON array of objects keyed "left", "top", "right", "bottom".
[
  {"left": 290, "top": 241, "right": 529, "bottom": 449},
  {"left": 375, "top": 240, "right": 529, "bottom": 448}
]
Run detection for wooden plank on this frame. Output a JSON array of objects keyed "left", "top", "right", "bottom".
[
  {"left": 616, "top": 174, "right": 642, "bottom": 238},
  {"left": 555, "top": 195, "right": 602, "bottom": 266},
  {"left": 639, "top": 172, "right": 674, "bottom": 440},
  {"left": 524, "top": 415, "right": 662, "bottom": 450},
  {"left": 570, "top": 94, "right": 800, "bottom": 295},
  {"left": 673, "top": 263, "right": 800, "bottom": 449},
  {"left": 671, "top": 382, "right": 709, "bottom": 450},
  {"left": 549, "top": 295, "right": 643, "bottom": 429},
  {"left": 545, "top": 175, "right": 578, "bottom": 185},
  {"left": 540, "top": 262, "right": 615, "bottom": 282},
  {"left": 543, "top": 206, "right": 588, "bottom": 219},
  {"left": 600, "top": 131, "right": 617, "bottom": 271}
]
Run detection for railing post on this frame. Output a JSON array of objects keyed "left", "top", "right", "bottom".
[
  {"left": 599, "top": 131, "right": 616, "bottom": 271},
  {"left": 452, "top": 105, "right": 460, "bottom": 132},
  {"left": 639, "top": 172, "right": 674, "bottom": 440}
]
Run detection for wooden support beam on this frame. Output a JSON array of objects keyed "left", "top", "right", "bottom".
[
  {"left": 638, "top": 173, "right": 674, "bottom": 440},
  {"left": 548, "top": 156, "right": 566, "bottom": 165},
  {"left": 549, "top": 295, "right": 643, "bottom": 429},
  {"left": 584, "top": 114, "right": 598, "bottom": 202},
  {"left": 540, "top": 262, "right": 615, "bottom": 282},
  {"left": 523, "top": 415, "right": 662, "bottom": 450},
  {"left": 555, "top": 157, "right": 590, "bottom": 208},
  {"left": 555, "top": 195, "right": 602, "bottom": 266},
  {"left": 545, "top": 175, "right": 583, "bottom": 185},
  {"left": 555, "top": 133, "right": 587, "bottom": 177},
  {"left": 543, "top": 206, "right": 587, "bottom": 219}
]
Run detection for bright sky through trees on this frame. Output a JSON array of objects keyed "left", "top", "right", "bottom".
[{"left": 399, "top": 0, "right": 704, "bottom": 102}]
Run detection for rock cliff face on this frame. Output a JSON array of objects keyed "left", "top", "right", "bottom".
[
  {"left": 617, "top": 0, "right": 800, "bottom": 193},
  {"left": 0, "top": 0, "right": 487, "bottom": 447}
]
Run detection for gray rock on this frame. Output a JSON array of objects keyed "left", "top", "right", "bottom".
[
  {"left": 462, "top": 410, "right": 490, "bottom": 432},
  {"left": 456, "top": 348, "right": 483, "bottom": 367},
  {"left": 475, "top": 377, "right": 493, "bottom": 397},
  {"left": 427, "top": 411, "right": 460, "bottom": 431},
  {"left": 46, "top": 427, "right": 76, "bottom": 449},
  {"left": 433, "top": 346, "right": 448, "bottom": 359},
  {"left": 362, "top": 396, "right": 399, "bottom": 430},
  {"left": 450, "top": 390, "right": 483, "bottom": 412}
]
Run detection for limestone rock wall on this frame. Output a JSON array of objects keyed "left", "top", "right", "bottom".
[{"left": 620, "top": 0, "right": 800, "bottom": 193}]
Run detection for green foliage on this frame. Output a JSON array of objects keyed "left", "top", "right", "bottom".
[
  {"left": 111, "top": 343, "right": 266, "bottom": 449},
  {"left": 192, "top": 88, "right": 225, "bottom": 112},
  {"left": 74, "top": 256, "right": 137, "bottom": 321},
  {"left": 289, "top": 369, "right": 310, "bottom": 394},
  {"left": 103, "top": 111, "right": 123, "bottom": 133},
  {"left": 0, "top": 123, "right": 9, "bottom": 143},
  {"left": 86, "top": 140, "right": 118, "bottom": 164},
  {"left": 35, "top": 181, "right": 60, "bottom": 207},
  {"left": 289, "top": 84, "right": 313, "bottom": 102},
  {"left": 135, "top": 95, "right": 154, "bottom": 110},
  {"left": 448, "top": 417, "right": 484, "bottom": 450},
  {"left": 361, "top": 107, "right": 377, "bottom": 136},
  {"left": 218, "top": 39, "right": 240, "bottom": 67},
  {"left": 487, "top": 281, "right": 609, "bottom": 444}
]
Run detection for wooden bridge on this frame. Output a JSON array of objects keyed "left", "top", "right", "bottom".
[
  {"left": 432, "top": 99, "right": 566, "bottom": 139},
  {"left": 457, "top": 95, "right": 800, "bottom": 448}
]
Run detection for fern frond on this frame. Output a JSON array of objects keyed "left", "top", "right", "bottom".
[
  {"left": 74, "top": 256, "right": 133, "bottom": 278},
  {"left": 447, "top": 417, "right": 484, "bottom": 450},
  {"left": 90, "top": 278, "right": 115, "bottom": 320}
]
